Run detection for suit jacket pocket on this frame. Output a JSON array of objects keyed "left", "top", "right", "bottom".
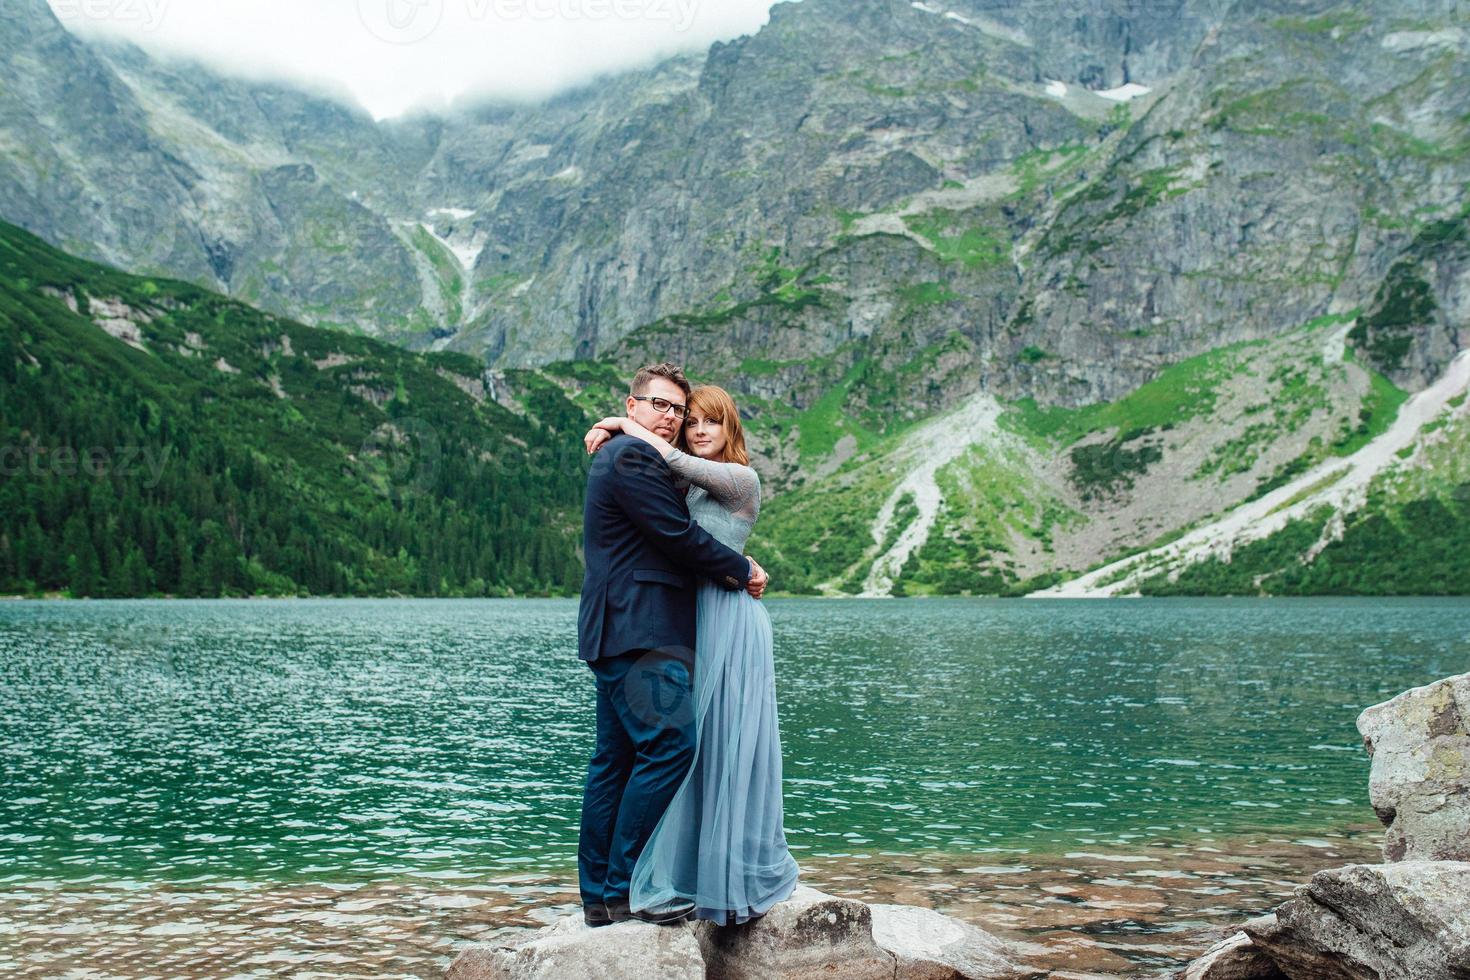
[{"left": 632, "top": 568, "right": 688, "bottom": 588}]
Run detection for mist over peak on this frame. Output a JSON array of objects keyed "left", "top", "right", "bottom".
[{"left": 44, "top": 0, "right": 781, "bottom": 119}]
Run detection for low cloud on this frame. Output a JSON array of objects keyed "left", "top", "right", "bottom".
[{"left": 48, "top": 0, "right": 782, "bottom": 120}]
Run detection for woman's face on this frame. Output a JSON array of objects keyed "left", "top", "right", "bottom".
[{"left": 683, "top": 409, "right": 727, "bottom": 459}]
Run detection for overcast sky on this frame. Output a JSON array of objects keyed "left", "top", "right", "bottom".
[{"left": 48, "top": 0, "right": 783, "bottom": 119}]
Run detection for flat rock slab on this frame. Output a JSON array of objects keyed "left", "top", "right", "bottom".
[
  {"left": 1242, "top": 861, "right": 1470, "bottom": 980},
  {"left": 870, "top": 903, "right": 1046, "bottom": 979},
  {"left": 693, "top": 885, "right": 895, "bottom": 979},
  {"left": 446, "top": 914, "right": 704, "bottom": 980},
  {"left": 1357, "top": 670, "right": 1470, "bottom": 861}
]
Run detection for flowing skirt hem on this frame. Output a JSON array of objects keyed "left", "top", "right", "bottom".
[{"left": 693, "top": 869, "right": 798, "bottom": 926}]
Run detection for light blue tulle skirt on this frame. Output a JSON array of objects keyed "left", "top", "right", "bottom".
[{"left": 629, "top": 581, "right": 799, "bottom": 925}]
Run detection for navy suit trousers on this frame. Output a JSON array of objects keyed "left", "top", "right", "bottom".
[{"left": 577, "top": 646, "right": 696, "bottom": 906}]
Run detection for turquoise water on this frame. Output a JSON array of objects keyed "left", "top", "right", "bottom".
[{"left": 1, "top": 597, "right": 1464, "bottom": 886}]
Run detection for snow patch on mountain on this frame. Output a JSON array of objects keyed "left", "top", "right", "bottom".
[
  {"left": 1095, "top": 83, "right": 1151, "bottom": 102},
  {"left": 859, "top": 392, "right": 1014, "bottom": 597}
]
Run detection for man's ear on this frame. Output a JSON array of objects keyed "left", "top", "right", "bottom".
[{"left": 625, "top": 394, "right": 638, "bottom": 415}]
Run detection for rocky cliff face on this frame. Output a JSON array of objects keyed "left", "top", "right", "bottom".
[
  {"left": 0, "top": 0, "right": 435, "bottom": 337},
  {"left": 10, "top": 0, "right": 1463, "bottom": 395},
  {"left": 1007, "top": 0, "right": 1470, "bottom": 406},
  {"left": 0, "top": 2, "right": 201, "bottom": 277}
]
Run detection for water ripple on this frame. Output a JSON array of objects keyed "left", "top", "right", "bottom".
[{"left": 0, "top": 596, "right": 1464, "bottom": 886}]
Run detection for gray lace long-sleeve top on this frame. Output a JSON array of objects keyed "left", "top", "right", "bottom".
[{"left": 665, "top": 448, "right": 761, "bottom": 554}]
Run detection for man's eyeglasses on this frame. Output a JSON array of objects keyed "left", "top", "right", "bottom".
[{"left": 631, "top": 394, "right": 690, "bottom": 420}]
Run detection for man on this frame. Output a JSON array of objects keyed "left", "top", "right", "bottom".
[{"left": 577, "top": 361, "right": 769, "bottom": 927}]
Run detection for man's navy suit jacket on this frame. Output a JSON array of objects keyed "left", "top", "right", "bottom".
[{"left": 578, "top": 434, "right": 751, "bottom": 663}]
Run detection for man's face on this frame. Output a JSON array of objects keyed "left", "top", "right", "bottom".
[{"left": 625, "top": 376, "right": 686, "bottom": 441}]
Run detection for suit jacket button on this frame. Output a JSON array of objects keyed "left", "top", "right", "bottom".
[{"left": 725, "top": 575, "right": 737, "bottom": 587}]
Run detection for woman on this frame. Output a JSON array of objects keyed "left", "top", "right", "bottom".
[{"left": 583, "top": 384, "right": 799, "bottom": 926}]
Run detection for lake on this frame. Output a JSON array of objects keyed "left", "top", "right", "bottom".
[{"left": 2, "top": 597, "right": 1464, "bottom": 976}]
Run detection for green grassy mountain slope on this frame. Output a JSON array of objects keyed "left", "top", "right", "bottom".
[
  {"left": 0, "top": 221, "right": 592, "bottom": 597},
  {"left": 1117, "top": 357, "right": 1470, "bottom": 597},
  {"left": 5, "top": 215, "right": 1465, "bottom": 600},
  {"left": 741, "top": 312, "right": 1470, "bottom": 597}
]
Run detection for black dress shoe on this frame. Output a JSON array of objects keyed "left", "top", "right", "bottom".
[
  {"left": 585, "top": 897, "right": 633, "bottom": 927},
  {"left": 633, "top": 898, "right": 695, "bottom": 925}
]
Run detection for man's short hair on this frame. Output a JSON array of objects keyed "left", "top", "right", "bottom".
[{"left": 631, "top": 361, "right": 692, "bottom": 399}]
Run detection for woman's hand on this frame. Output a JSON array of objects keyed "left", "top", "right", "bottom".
[
  {"left": 584, "top": 414, "right": 674, "bottom": 458},
  {"left": 584, "top": 416, "right": 626, "bottom": 455}
]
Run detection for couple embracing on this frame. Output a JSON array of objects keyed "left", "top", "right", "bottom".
[{"left": 576, "top": 361, "right": 799, "bottom": 928}]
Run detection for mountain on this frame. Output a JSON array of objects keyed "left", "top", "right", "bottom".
[
  {"left": 8, "top": 0, "right": 1462, "bottom": 380},
  {"left": 4, "top": 213, "right": 1466, "bottom": 600},
  {"left": 0, "top": 219, "right": 599, "bottom": 597},
  {"left": 2, "top": 0, "right": 1463, "bottom": 400},
  {"left": 0, "top": 0, "right": 439, "bottom": 341},
  {"left": 1, "top": 0, "right": 1467, "bottom": 597},
  {"left": 744, "top": 299, "right": 1470, "bottom": 596}
]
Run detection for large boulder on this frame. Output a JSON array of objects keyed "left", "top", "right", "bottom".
[
  {"left": 446, "top": 887, "right": 1043, "bottom": 980},
  {"left": 1356, "top": 670, "right": 1470, "bottom": 861},
  {"left": 692, "top": 886, "right": 894, "bottom": 979},
  {"left": 1241, "top": 861, "right": 1470, "bottom": 980}
]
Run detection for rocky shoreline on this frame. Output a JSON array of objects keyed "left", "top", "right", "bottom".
[
  {"left": 1169, "top": 670, "right": 1470, "bottom": 980},
  {"left": 447, "top": 886, "right": 1047, "bottom": 980},
  {"left": 446, "top": 672, "right": 1470, "bottom": 979}
]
